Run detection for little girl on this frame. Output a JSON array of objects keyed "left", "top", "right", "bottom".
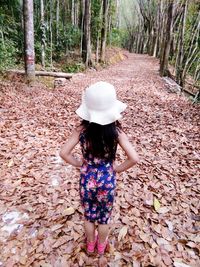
[{"left": 60, "top": 81, "right": 139, "bottom": 255}]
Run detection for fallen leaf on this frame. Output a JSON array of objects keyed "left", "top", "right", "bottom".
[
  {"left": 51, "top": 224, "right": 63, "bottom": 231},
  {"left": 139, "top": 231, "right": 150, "bottom": 242},
  {"left": 52, "top": 236, "right": 68, "bottom": 248},
  {"left": 1, "top": 51, "right": 199, "bottom": 267},
  {"left": 62, "top": 207, "right": 75, "bottom": 216},
  {"left": 99, "top": 256, "right": 107, "bottom": 267},
  {"left": 8, "top": 159, "right": 14, "bottom": 167},
  {"left": 173, "top": 261, "right": 192, "bottom": 267},
  {"left": 118, "top": 226, "right": 128, "bottom": 241},
  {"left": 157, "top": 207, "right": 169, "bottom": 214},
  {"left": 156, "top": 237, "right": 169, "bottom": 246},
  {"left": 162, "top": 254, "right": 172, "bottom": 266},
  {"left": 154, "top": 197, "right": 161, "bottom": 212},
  {"left": 144, "top": 192, "right": 154, "bottom": 206}
]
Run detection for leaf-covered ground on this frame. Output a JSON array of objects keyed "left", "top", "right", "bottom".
[{"left": 0, "top": 52, "right": 199, "bottom": 267}]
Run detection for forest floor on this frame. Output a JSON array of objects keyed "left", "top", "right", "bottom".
[{"left": 0, "top": 51, "right": 199, "bottom": 267}]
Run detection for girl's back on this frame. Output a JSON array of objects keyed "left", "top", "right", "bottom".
[{"left": 79, "top": 120, "right": 121, "bottom": 164}]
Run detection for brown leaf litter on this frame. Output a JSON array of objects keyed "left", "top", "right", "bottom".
[{"left": 0, "top": 52, "right": 199, "bottom": 266}]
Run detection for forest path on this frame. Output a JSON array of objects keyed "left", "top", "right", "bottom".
[{"left": 0, "top": 52, "right": 199, "bottom": 266}]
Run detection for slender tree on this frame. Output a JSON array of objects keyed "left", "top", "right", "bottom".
[
  {"left": 95, "top": 1, "right": 103, "bottom": 63},
  {"left": 82, "top": 0, "right": 92, "bottom": 66},
  {"left": 56, "top": 0, "right": 59, "bottom": 46},
  {"left": 100, "top": 0, "right": 109, "bottom": 62},
  {"left": 23, "top": 0, "right": 35, "bottom": 82},
  {"left": 49, "top": 0, "right": 53, "bottom": 68},
  {"left": 175, "top": 0, "right": 188, "bottom": 85},
  {"left": 40, "top": 0, "right": 46, "bottom": 68},
  {"left": 159, "top": 0, "right": 173, "bottom": 77},
  {"left": 71, "top": 0, "right": 75, "bottom": 25}
]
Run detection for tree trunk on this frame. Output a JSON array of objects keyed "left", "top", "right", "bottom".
[
  {"left": 115, "top": 0, "right": 121, "bottom": 28},
  {"left": 0, "top": 28, "right": 5, "bottom": 49},
  {"left": 153, "top": 2, "right": 160, "bottom": 57},
  {"left": 95, "top": 0, "right": 103, "bottom": 63},
  {"left": 80, "top": 0, "right": 85, "bottom": 55},
  {"left": 56, "top": 0, "right": 59, "bottom": 46},
  {"left": 151, "top": 27, "right": 157, "bottom": 56},
  {"left": 23, "top": 0, "right": 35, "bottom": 82},
  {"left": 100, "top": 0, "right": 109, "bottom": 62},
  {"left": 108, "top": 11, "right": 112, "bottom": 46},
  {"left": 74, "top": 0, "right": 79, "bottom": 26},
  {"left": 157, "top": 0, "right": 164, "bottom": 58},
  {"left": 160, "top": 1, "right": 173, "bottom": 77},
  {"left": 82, "top": 0, "right": 92, "bottom": 67},
  {"left": 71, "top": 0, "right": 75, "bottom": 26},
  {"left": 40, "top": 0, "right": 45, "bottom": 68},
  {"left": 181, "top": 8, "right": 199, "bottom": 87},
  {"left": 49, "top": 0, "right": 53, "bottom": 68},
  {"left": 8, "top": 70, "right": 73, "bottom": 78},
  {"left": 175, "top": 0, "right": 188, "bottom": 86}
]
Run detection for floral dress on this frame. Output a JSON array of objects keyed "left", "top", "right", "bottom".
[{"left": 79, "top": 132, "right": 116, "bottom": 224}]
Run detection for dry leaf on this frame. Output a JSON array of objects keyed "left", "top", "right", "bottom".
[
  {"left": 52, "top": 237, "right": 68, "bottom": 248},
  {"left": 156, "top": 237, "right": 169, "bottom": 246},
  {"left": 62, "top": 207, "right": 75, "bottom": 216},
  {"left": 8, "top": 159, "right": 14, "bottom": 167},
  {"left": 51, "top": 224, "right": 63, "bottom": 231},
  {"left": 173, "top": 261, "right": 192, "bottom": 267},
  {"left": 157, "top": 207, "right": 169, "bottom": 214},
  {"left": 1, "top": 51, "right": 199, "bottom": 267},
  {"left": 162, "top": 254, "right": 172, "bottom": 266},
  {"left": 144, "top": 192, "right": 154, "bottom": 206},
  {"left": 99, "top": 256, "right": 108, "bottom": 267},
  {"left": 139, "top": 232, "right": 150, "bottom": 242},
  {"left": 40, "top": 263, "right": 52, "bottom": 267},
  {"left": 154, "top": 197, "right": 161, "bottom": 212},
  {"left": 118, "top": 226, "right": 128, "bottom": 241}
]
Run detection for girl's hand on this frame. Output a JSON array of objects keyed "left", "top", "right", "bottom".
[
  {"left": 113, "top": 132, "right": 140, "bottom": 173},
  {"left": 60, "top": 129, "right": 83, "bottom": 168}
]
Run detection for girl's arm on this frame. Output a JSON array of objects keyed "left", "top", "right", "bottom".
[
  {"left": 114, "top": 131, "right": 139, "bottom": 173},
  {"left": 59, "top": 129, "right": 83, "bottom": 168}
]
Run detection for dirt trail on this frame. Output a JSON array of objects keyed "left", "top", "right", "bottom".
[{"left": 0, "top": 52, "right": 199, "bottom": 266}]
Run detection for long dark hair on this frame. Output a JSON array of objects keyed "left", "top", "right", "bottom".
[{"left": 80, "top": 120, "right": 121, "bottom": 161}]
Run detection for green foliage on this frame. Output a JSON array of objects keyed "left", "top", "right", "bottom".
[
  {"left": 0, "top": 0, "right": 125, "bottom": 72},
  {"left": 61, "top": 62, "right": 85, "bottom": 73},
  {"left": 0, "top": 39, "right": 18, "bottom": 71},
  {"left": 0, "top": 2, "right": 23, "bottom": 71},
  {"left": 56, "top": 25, "right": 81, "bottom": 52},
  {"left": 108, "top": 28, "right": 127, "bottom": 47},
  {"left": 174, "top": 2, "right": 199, "bottom": 78},
  {"left": 91, "top": 0, "right": 102, "bottom": 44}
]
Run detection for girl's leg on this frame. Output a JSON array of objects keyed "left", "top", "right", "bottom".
[
  {"left": 84, "top": 220, "right": 96, "bottom": 242},
  {"left": 98, "top": 224, "right": 109, "bottom": 243}
]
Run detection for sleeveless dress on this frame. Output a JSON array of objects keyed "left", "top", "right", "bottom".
[{"left": 79, "top": 132, "right": 116, "bottom": 224}]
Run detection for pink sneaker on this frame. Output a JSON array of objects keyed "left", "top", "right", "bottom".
[
  {"left": 97, "top": 237, "right": 108, "bottom": 255},
  {"left": 86, "top": 232, "right": 98, "bottom": 254}
]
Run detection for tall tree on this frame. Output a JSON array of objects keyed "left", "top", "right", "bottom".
[
  {"left": 175, "top": 0, "right": 188, "bottom": 85},
  {"left": 56, "top": 0, "right": 59, "bottom": 46},
  {"left": 100, "top": 0, "right": 109, "bottom": 62},
  {"left": 40, "top": 0, "right": 46, "bottom": 68},
  {"left": 71, "top": 0, "right": 75, "bottom": 25},
  {"left": 82, "top": 0, "right": 92, "bottom": 67},
  {"left": 23, "top": 0, "right": 35, "bottom": 82},
  {"left": 159, "top": 0, "right": 173, "bottom": 76}
]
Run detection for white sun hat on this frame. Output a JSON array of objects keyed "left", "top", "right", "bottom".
[{"left": 76, "top": 81, "right": 127, "bottom": 125}]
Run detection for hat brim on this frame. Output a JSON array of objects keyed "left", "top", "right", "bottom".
[{"left": 76, "top": 100, "right": 127, "bottom": 125}]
